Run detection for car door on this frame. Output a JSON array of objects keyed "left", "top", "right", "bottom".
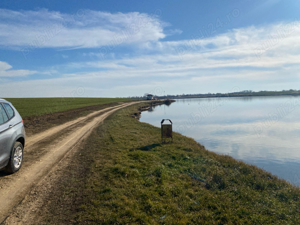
[
  {"left": 3, "top": 103, "right": 17, "bottom": 153},
  {"left": 0, "top": 104, "right": 11, "bottom": 165}
]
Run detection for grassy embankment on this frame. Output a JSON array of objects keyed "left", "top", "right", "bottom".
[
  {"left": 43, "top": 103, "right": 300, "bottom": 224},
  {"left": 6, "top": 98, "right": 134, "bottom": 118}
]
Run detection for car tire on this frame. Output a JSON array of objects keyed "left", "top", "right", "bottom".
[{"left": 5, "top": 141, "right": 23, "bottom": 174}]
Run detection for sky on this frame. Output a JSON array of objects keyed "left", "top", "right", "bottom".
[{"left": 0, "top": 0, "right": 299, "bottom": 97}]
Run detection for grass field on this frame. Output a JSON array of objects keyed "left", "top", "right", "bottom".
[
  {"left": 42, "top": 103, "right": 300, "bottom": 224},
  {"left": 5, "top": 98, "right": 134, "bottom": 118}
]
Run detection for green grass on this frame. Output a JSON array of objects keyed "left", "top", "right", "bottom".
[
  {"left": 5, "top": 98, "right": 134, "bottom": 118},
  {"left": 66, "top": 103, "right": 300, "bottom": 224}
]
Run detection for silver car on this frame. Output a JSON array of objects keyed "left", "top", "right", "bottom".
[{"left": 0, "top": 99, "right": 25, "bottom": 173}]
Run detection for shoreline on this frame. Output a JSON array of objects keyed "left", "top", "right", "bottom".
[
  {"left": 138, "top": 100, "right": 300, "bottom": 188},
  {"left": 158, "top": 93, "right": 300, "bottom": 100},
  {"left": 131, "top": 99, "right": 175, "bottom": 119}
]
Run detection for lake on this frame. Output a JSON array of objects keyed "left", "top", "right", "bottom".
[{"left": 140, "top": 96, "right": 300, "bottom": 187}]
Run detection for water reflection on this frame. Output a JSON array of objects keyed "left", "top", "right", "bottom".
[
  {"left": 148, "top": 104, "right": 154, "bottom": 112},
  {"left": 140, "top": 96, "right": 300, "bottom": 186}
]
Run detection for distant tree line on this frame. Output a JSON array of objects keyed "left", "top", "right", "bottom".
[{"left": 126, "top": 89, "right": 300, "bottom": 99}]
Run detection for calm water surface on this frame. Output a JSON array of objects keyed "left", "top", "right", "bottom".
[{"left": 140, "top": 96, "right": 300, "bottom": 186}]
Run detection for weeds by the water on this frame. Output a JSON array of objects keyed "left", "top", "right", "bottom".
[{"left": 70, "top": 103, "right": 300, "bottom": 224}]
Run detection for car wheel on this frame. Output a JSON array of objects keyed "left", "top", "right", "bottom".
[{"left": 5, "top": 141, "right": 23, "bottom": 174}]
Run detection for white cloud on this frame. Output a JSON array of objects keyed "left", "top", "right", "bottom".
[
  {"left": 0, "top": 9, "right": 166, "bottom": 49},
  {"left": 0, "top": 61, "right": 36, "bottom": 77},
  {"left": 62, "top": 19, "right": 300, "bottom": 80}
]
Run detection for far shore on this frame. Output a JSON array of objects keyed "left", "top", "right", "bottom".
[{"left": 154, "top": 90, "right": 300, "bottom": 100}]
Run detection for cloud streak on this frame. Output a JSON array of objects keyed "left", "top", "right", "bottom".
[
  {"left": 64, "top": 20, "right": 300, "bottom": 81},
  {"left": 0, "top": 61, "right": 36, "bottom": 77},
  {"left": 0, "top": 9, "right": 165, "bottom": 49}
]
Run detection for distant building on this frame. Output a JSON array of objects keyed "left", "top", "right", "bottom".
[{"left": 146, "top": 94, "right": 154, "bottom": 100}]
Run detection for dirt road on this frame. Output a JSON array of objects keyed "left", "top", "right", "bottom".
[{"left": 0, "top": 101, "right": 141, "bottom": 224}]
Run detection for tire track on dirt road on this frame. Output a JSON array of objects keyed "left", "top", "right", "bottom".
[
  {"left": 0, "top": 101, "right": 143, "bottom": 223},
  {"left": 25, "top": 102, "right": 137, "bottom": 150}
]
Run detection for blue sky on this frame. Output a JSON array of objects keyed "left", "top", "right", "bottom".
[{"left": 0, "top": 0, "right": 299, "bottom": 97}]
